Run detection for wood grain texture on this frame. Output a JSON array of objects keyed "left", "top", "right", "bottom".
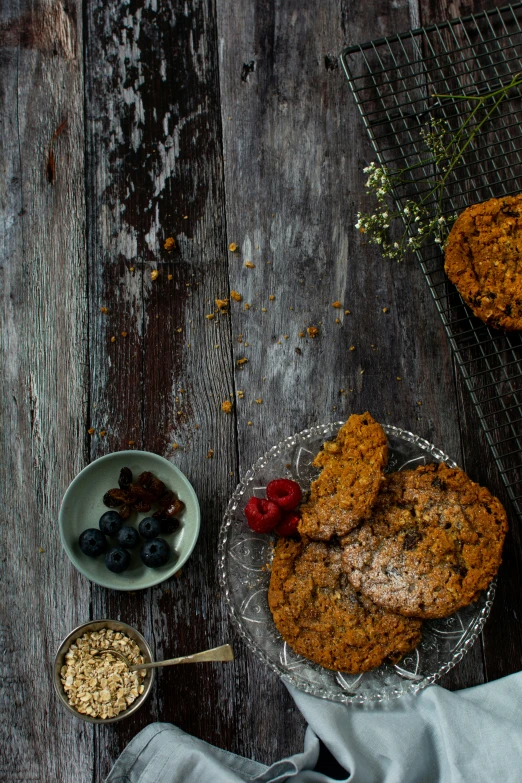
[
  {"left": 1, "top": 0, "right": 521, "bottom": 779},
  {"left": 0, "top": 1, "right": 91, "bottom": 780},
  {"left": 84, "top": 0, "right": 241, "bottom": 777}
]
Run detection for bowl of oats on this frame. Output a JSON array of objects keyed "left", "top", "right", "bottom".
[{"left": 53, "top": 619, "right": 155, "bottom": 723}]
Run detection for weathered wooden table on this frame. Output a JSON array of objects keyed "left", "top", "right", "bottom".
[{"left": 2, "top": 0, "right": 522, "bottom": 779}]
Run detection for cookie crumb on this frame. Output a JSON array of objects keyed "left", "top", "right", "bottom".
[
  {"left": 206, "top": 313, "right": 215, "bottom": 320},
  {"left": 247, "top": 421, "right": 253, "bottom": 426},
  {"left": 269, "top": 295, "right": 275, "bottom": 301},
  {"left": 128, "top": 440, "right": 135, "bottom": 446},
  {"left": 396, "top": 376, "right": 402, "bottom": 381},
  {"left": 254, "top": 398, "right": 263, "bottom": 404},
  {"left": 222, "top": 400, "right": 233, "bottom": 413},
  {"left": 151, "top": 270, "right": 159, "bottom": 281},
  {"left": 382, "top": 307, "right": 389, "bottom": 313},
  {"left": 99, "top": 430, "right": 107, "bottom": 437},
  {"left": 129, "top": 267, "right": 135, "bottom": 273},
  {"left": 237, "top": 390, "right": 244, "bottom": 399},
  {"left": 100, "top": 306, "right": 108, "bottom": 314},
  {"left": 245, "top": 261, "right": 255, "bottom": 269},
  {"left": 87, "top": 427, "right": 95, "bottom": 435},
  {"left": 244, "top": 303, "right": 250, "bottom": 310},
  {"left": 164, "top": 237, "right": 176, "bottom": 251},
  {"left": 335, "top": 318, "right": 341, "bottom": 324},
  {"left": 206, "top": 449, "right": 214, "bottom": 459},
  {"left": 215, "top": 298, "right": 229, "bottom": 311},
  {"left": 121, "top": 332, "right": 127, "bottom": 337},
  {"left": 349, "top": 345, "right": 355, "bottom": 351},
  {"left": 298, "top": 331, "right": 305, "bottom": 338},
  {"left": 332, "top": 301, "right": 342, "bottom": 308},
  {"left": 307, "top": 326, "right": 319, "bottom": 339},
  {"left": 345, "top": 309, "right": 351, "bottom": 315},
  {"left": 168, "top": 274, "right": 173, "bottom": 280},
  {"left": 261, "top": 307, "right": 267, "bottom": 312},
  {"left": 236, "top": 358, "right": 248, "bottom": 366},
  {"left": 229, "top": 242, "right": 238, "bottom": 252},
  {"left": 110, "top": 336, "right": 116, "bottom": 343},
  {"left": 230, "top": 290, "right": 242, "bottom": 302}
]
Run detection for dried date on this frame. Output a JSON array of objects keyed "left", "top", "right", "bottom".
[{"left": 118, "top": 467, "right": 133, "bottom": 490}]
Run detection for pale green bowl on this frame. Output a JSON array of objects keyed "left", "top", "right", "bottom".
[{"left": 59, "top": 451, "right": 200, "bottom": 590}]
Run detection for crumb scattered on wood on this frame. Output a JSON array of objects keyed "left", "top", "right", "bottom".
[
  {"left": 332, "top": 301, "right": 342, "bottom": 308},
  {"left": 236, "top": 357, "right": 248, "bottom": 366},
  {"left": 222, "top": 400, "right": 233, "bottom": 413},
  {"left": 269, "top": 295, "right": 275, "bottom": 301},
  {"left": 382, "top": 307, "right": 389, "bottom": 313},
  {"left": 168, "top": 274, "right": 173, "bottom": 280},
  {"left": 110, "top": 336, "right": 116, "bottom": 343},
  {"left": 254, "top": 398, "right": 263, "bottom": 404},
  {"left": 121, "top": 332, "right": 127, "bottom": 337},
  {"left": 237, "top": 390, "right": 244, "bottom": 399},
  {"left": 164, "top": 237, "right": 176, "bottom": 251},
  {"left": 206, "top": 313, "right": 215, "bottom": 320},
  {"left": 99, "top": 430, "right": 107, "bottom": 437},
  {"left": 216, "top": 298, "right": 229, "bottom": 311},
  {"left": 151, "top": 270, "right": 159, "bottom": 281},
  {"left": 100, "top": 306, "right": 108, "bottom": 314},
  {"left": 245, "top": 261, "right": 255, "bottom": 269},
  {"left": 307, "top": 326, "right": 319, "bottom": 338},
  {"left": 229, "top": 242, "right": 238, "bottom": 252},
  {"left": 230, "top": 290, "right": 242, "bottom": 302},
  {"left": 345, "top": 309, "right": 351, "bottom": 315},
  {"left": 87, "top": 427, "right": 95, "bottom": 435},
  {"left": 206, "top": 449, "right": 214, "bottom": 458}
]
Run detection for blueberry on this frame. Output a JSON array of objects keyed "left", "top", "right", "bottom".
[
  {"left": 117, "top": 526, "right": 140, "bottom": 549},
  {"left": 105, "top": 546, "right": 131, "bottom": 574},
  {"left": 99, "top": 510, "right": 123, "bottom": 536},
  {"left": 138, "top": 516, "right": 162, "bottom": 540},
  {"left": 140, "top": 538, "right": 170, "bottom": 568},
  {"left": 79, "top": 528, "right": 107, "bottom": 557}
]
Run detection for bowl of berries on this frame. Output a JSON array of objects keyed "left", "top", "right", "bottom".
[{"left": 59, "top": 451, "right": 200, "bottom": 590}]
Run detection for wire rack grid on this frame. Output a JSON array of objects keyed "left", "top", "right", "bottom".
[{"left": 341, "top": 2, "right": 522, "bottom": 521}]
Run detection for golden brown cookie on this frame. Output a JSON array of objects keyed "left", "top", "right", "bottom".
[
  {"left": 342, "top": 463, "right": 508, "bottom": 619},
  {"left": 268, "top": 537, "right": 422, "bottom": 673},
  {"left": 298, "top": 413, "right": 388, "bottom": 541},
  {"left": 444, "top": 195, "right": 522, "bottom": 330}
]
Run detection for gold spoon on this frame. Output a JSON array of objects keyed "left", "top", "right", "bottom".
[{"left": 93, "top": 643, "right": 234, "bottom": 673}]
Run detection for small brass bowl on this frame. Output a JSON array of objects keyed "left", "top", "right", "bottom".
[{"left": 53, "top": 619, "right": 155, "bottom": 724}]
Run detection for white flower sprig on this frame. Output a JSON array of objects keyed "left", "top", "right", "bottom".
[{"left": 356, "top": 73, "right": 522, "bottom": 261}]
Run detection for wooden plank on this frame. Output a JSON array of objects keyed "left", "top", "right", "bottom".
[
  {"left": 83, "top": 0, "right": 241, "bottom": 778},
  {"left": 417, "top": 0, "right": 522, "bottom": 687},
  {"left": 0, "top": 0, "right": 91, "bottom": 780},
  {"left": 215, "top": 0, "right": 481, "bottom": 761}
]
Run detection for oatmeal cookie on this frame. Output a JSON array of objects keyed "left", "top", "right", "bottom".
[
  {"left": 268, "top": 537, "right": 422, "bottom": 673},
  {"left": 298, "top": 413, "right": 388, "bottom": 540},
  {"left": 342, "top": 463, "right": 508, "bottom": 619},
  {"left": 444, "top": 194, "right": 522, "bottom": 330}
]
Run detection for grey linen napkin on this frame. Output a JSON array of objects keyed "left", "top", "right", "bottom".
[{"left": 107, "top": 672, "right": 522, "bottom": 783}]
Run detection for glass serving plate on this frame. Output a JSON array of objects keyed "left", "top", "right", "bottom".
[{"left": 218, "top": 422, "right": 495, "bottom": 704}]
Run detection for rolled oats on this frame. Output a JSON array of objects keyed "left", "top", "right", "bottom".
[{"left": 60, "top": 629, "right": 146, "bottom": 719}]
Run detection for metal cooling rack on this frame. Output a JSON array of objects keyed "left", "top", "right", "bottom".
[{"left": 341, "top": 3, "right": 522, "bottom": 521}]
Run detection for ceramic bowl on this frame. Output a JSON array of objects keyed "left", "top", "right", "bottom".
[{"left": 59, "top": 450, "right": 200, "bottom": 590}]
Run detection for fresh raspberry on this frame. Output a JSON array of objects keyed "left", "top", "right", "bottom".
[
  {"left": 266, "top": 478, "right": 302, "bottom": 511},
  {"left": 275, "top": 511, "right": 301, "bottom": 537},
  {"left": 244, "top": 496, "right": 281, "bottom": 533}
]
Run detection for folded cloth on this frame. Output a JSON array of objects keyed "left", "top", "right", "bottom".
[{"left": 107, "top": 672, "right": 522, "bottom": 783}]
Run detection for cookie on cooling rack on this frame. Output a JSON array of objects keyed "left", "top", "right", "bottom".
[
  {"left": 298, "top": 412, "right": 388, "bottom": 540},
  {"left": 268, "top": 537, "right": 422, "bottom": 673},
  {"left": 444, "top": 194, "right": 522, "bottom": 330},
  {"left": 342, "top": 463, "right": 508, "bottom": 619}
]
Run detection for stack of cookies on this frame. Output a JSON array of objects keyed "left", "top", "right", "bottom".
[{"left": 268, "top": 413, "right": 508, "bottom": 674}]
